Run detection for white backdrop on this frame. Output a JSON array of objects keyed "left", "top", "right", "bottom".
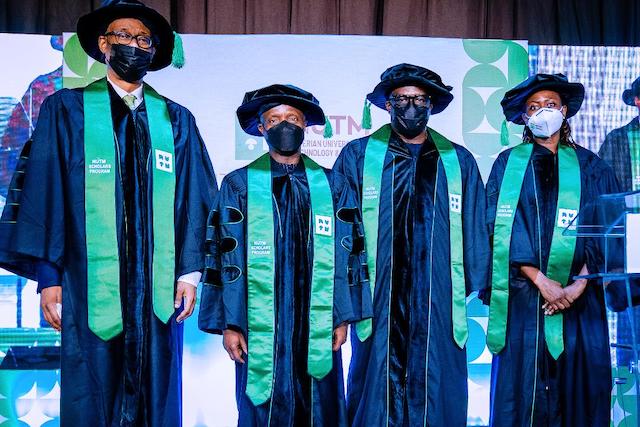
[{"left": 131, "top": 35, "right": 528, "bottom": 181}]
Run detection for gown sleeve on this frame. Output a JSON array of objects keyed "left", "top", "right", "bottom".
[
  {"left": 198, "top": 192, "right": 225, "bottom": 334},
  {"left": 332, "top": 144, "right": 373, "bottom": 324},
  {"left": 597, "top": 130, "right": 616, "bottom": 167},
  {"left": 0, "top": 94, "right": 67, "bottom": 281},
  {"left": 460, "top": 148, "right": 490, "bottom": 295},
  {"left": 174, "top": 111, "right": 218, "bottom": 278},
  {"left": 330, "top": 170, "right": 372, "bottom": 327},
  {"left": 36, "top": 260, "right": 62, "bottom": 292},
  {"left": 219, "top": 173, "right": 249, "bottom": 335}
]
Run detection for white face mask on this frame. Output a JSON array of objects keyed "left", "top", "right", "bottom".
[{"left": 526, "top": 107, "right": 565, "bottom": 138}]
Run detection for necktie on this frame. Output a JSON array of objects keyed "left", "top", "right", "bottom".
[{"left": 122, "top": 94, "right": 137, "bottom": 110}]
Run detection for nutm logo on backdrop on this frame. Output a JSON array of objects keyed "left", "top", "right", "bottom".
[
  {"left": 235, "top": 115, "right": 370, "bottom": 161},
  {"left": 62, "top": 34, "right": 106, "bottom": 89},
  {"left": 462, "top": 40, "right": 529, "bottom": 178}
]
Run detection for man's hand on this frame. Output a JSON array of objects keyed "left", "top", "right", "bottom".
[
  {"left": 223, "top": 329, "right": 247, "bottom": 363},
  {"left": 332, "top": 323, "right": 348, "bottom": 351},
  {"left": 41, "top": 286, "right": 62, "bottom": 331},
  {"left": 175, "top": 281, "right": 196, "bottom": 323}
]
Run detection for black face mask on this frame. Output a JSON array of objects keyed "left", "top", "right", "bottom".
[
  {"left": 264, "top": 121, "right": 305, "bottom": 156},
  {"left": 107, "top": 44, "right": 153, "bottom": 83},
  {"left": 390, "top": 102, "right": 430, "bottom": 139}
]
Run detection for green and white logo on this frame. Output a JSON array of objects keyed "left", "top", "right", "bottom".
[
  {"left": 449, "top": 193, "right": 462, "bottom": 213},
  {"left": 63, "top": 33, "right": 106, "bottom": 89},
  {"left": 462, "top": 39, "right": 528, "bottom": 178},
  {"left": 314, "top": 215, "right": 333, "bottom": 237},
  {"left": 155, "top": 149, "right": 173, "bottom": 173},
  {"left": 557, "top": 208, "right": 577, "bottom": 229},
  {"left": 235, "top": 119, "right": 267, "bottom": 161}
]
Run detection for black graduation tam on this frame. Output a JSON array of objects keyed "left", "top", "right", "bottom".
[
  {"left": 622, "top": 76, "right": 640, "bottom": 106},
  {"left": 77, "top": 0, "right": 174, "bottom": 71},
  {"left": 366, "top": 63, "right": 454, "bottom": 114},
  {"left": 237, "top": 84, "right": 326, "bottom": 137},
  {"left": 501, "top": 73, "right": 585, "bottom": 125}
]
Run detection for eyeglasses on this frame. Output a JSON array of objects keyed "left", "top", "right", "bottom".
[
  {"left": 104, "top": 31, "right": 155, "bottom": 49},
  {"left": 389, "top": 94, "right": 431, "bottom": 108}
]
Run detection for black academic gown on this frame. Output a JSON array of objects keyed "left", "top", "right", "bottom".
[
  {"left": 198, "top": 158, "right": 369, "bottom": 427},
  {"left": 484, "top": 142, "right": 619, "bottom": 427},
  {"left": 0, "top": 85, "right": 217, "bottom": 427},
  {"left": 599, "top": 117, "right": 639, "bottom": 192},
  {"left": 333, "top": 130, "right": 490, "bottom": 427},
  {"left": 598, "top": 117, "right": 640, "bottom": 366}
]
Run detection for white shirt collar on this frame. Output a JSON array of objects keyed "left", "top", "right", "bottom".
[{"left": 106, "top": 76, "right": 144, "bottom": 109}]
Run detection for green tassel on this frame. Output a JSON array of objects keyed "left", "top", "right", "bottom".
[
  {"left": 500, "top": 119, "right": 510, "bottom": 146},
  {"left": 171, "top": 32, "right": 185, "bottom": 69},
  {"left": 361, "top": 99, "right": 372, "bottom": 130},
  {"left": 323, "top": 115, "right": 333, "bottom": 138}
]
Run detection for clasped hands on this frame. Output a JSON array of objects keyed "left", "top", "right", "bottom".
[{"left": 534, "top": 270, "right": 587, "bottom": 316}]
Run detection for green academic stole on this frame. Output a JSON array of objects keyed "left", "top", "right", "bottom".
[
  {"left": 356, "top": 124, "right": 468, "bottom": 348},
  {"left": 486, "top": 143, "right": 533, "bottom": 355},
  {"left": 245, "top": 153, "right": 335, "bottom": 406},
  {"left": 628, "top": 128, "right": 640, "bottom": 191},
  {"left": 487, "top": 143, "right": 581, "bottom": 359},
  {"left": 355, "top": 125, "right": 389, "bottom": 341},
  {"left": 430, "top": 128, "right": 468, "bottom": 347},
  {"left": 84, "top": 78, "right": 176, "bottom": 341}
]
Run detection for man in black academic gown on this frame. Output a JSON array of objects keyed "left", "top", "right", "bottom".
[
  {"left": 599, "top": 76, "right": 640, "bottom": 192},
  {"left": 198, "top": 84, "right": 370, "bottom": 426},
  {"left": 0, "top": 1, "right": 217, "bottom": 425},
  {"left": 333, "top": 63, "right": 490, "bottom": 427},
  {"left": 598, "top": 77, "right": 640, "bottom": 367},
  {"left": 484, "top": 74, "right": 619, "bottom": 427}
]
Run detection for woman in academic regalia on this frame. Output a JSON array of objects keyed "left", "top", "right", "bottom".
[{"left": 483, "top": 73, "right": 619, "bottom": 427}]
